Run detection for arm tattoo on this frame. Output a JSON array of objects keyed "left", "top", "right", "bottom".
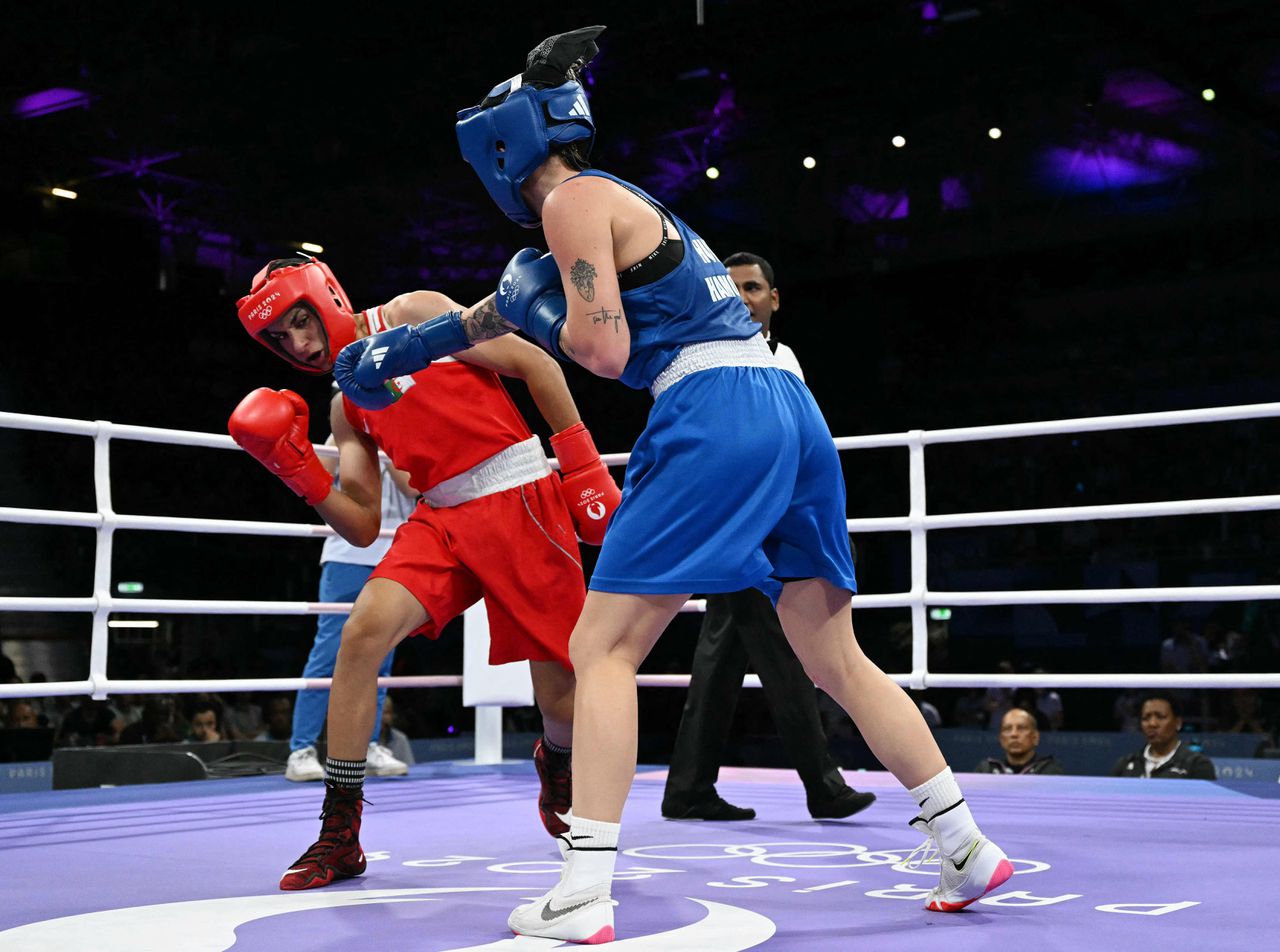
[
  {"left": 462, "top": 294, "right": 514, "bottom": 343},
  {"left": 588, "top": 308, "right": 623, "bottom": 333},
  {"left": 569, "top": 258, "right": 598, "bottom": 302}
]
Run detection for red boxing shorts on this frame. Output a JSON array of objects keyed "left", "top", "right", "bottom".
[{"left": 370, "top": 473, "right": 584, "bottom": 668}]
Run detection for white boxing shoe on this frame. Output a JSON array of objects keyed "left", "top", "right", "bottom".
[
  {"left": 285, "top": 746, "right": 324, "bottom": 782},
  {"left": 907, "top": 817, "right": 1014, "bottom": 912},
  {"left": 366, "top": 742, "right": 409, "bottom": 777},
  {"left": 509, "top": 882, "right": 616, "bottom": 944}
]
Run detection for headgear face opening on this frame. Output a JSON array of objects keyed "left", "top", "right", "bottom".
[
  {"left": 235, "top": 256, "right": 356, "bottom": 374},
  {"left": 456, "top": 77, "right": 595, "bottom": 227}
]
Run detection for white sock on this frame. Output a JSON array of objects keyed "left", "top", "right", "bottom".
[
  {"left": 559, "top": 814, "right": 619, "bottom": 895},
  {"left": 908, "top": 767, "right": 979, "bottom": 855}
]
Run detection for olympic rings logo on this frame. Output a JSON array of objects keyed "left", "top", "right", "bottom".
[
  {"left": 246, "top": 291, "right": 281, "bottom": 323},
  {"left": 621, "top": 841, "right": 1049, "bottom": 876}
]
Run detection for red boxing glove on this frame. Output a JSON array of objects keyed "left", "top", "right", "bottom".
[
  {"left": 228, "top": 388, "right": 332, "bottom": 506},
  {"left": 549, "top": 422, "right": 621, "bottom": 546}
]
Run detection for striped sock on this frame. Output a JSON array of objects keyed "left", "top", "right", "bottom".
[
  {"left": 542, "top": 734, "right": 571, "bottom": 756},
  {"left": 325, "top": 755, "right": 366, "bottom": 789}
]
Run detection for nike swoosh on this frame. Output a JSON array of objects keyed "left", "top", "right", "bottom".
[
  {"left": 919, "top": 797, "right": 930, "bottom": 808},
  {"left": 569, "top": 834, "right": 592, "bottom": 840},
  {"left": 952, "top": 840, "right": 980, "bottom": 873},
  {"left": 541, "top": 898, "right": 596, "bottom": 922},
  {"left": 284, "top": 867, "right": 308, "bottom": 875}
]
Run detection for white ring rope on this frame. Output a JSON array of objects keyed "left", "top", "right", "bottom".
[{"left": 2, "top": 404, "right": 1278, "bottom": 701}]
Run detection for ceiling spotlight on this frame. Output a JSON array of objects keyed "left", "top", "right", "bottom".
[
  {"left": 1201, "top": 88, "right": 1216, "bottom": 102},
  {"left": 988, "top": 127, "right": 1003, "bottom": 140},
  {"left": 299, "top": 242, "right": 325, "bottom": 254},
  {"left": 891, "top": 135, "right": 906, "bottom": 149},
  {"left": 50, "top": 187, "right": 77, "bottom": 200},
  {"left": 802, "top": 156, "right": 817, "bottom": 169},
  {"left": 705, "top": 166, "right": 720, "bottom": 180},
  {"left": 107, "top": 620, "right": 160, "bottom": 629}
]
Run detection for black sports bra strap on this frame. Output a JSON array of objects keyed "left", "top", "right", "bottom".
[{"left": 617, "top": 191, "right": 684, "bottom": 292}]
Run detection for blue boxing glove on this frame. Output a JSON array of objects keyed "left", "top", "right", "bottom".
[
  {"left": 334, "top": 311, "right": 470, "bottom": 411},
  {"left": 332, "top": 337, "right": 399, "bottom": 410},
  {"left": 496, "top": 248, "right": 569, "bottom": 359}
]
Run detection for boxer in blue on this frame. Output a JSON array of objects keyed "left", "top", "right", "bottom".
[{"left": 337, "top": 26, "right": 1012, "bottom": 943}]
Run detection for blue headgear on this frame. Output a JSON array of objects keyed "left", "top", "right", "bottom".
[{"left": 456, "top": 76, "right": 595, "bottom": 227}]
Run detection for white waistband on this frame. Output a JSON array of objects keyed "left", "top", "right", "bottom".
[
  {"left": 649, "top": 336, "right": 780, "bottom": 399},
  {"left": 421, "top": 437, "right": 551, "bottom": 509}
]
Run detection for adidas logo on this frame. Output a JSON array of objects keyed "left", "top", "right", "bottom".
[
  {"left": 371, "top": 346, "right": 389, "bottom": 369},
  {"left": 569, "top": 94, "right": 589, "bottom": 119}
]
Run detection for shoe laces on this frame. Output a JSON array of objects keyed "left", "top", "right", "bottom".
[
  {"left": 904, "top": 816, "right": 940, "bottom": 871},
  {"left": 297, "top": 789, "right": 367, "bottom": 862},
  {"left": 318, "top": 785, "right": 367, "bottom": 824}
]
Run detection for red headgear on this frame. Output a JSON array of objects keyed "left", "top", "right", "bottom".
[{"left": 236, "top": 256, "right": 356, "bottom": 374}]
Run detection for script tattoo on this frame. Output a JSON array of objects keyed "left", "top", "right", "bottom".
[
  {"left": 463, "top": 295, "right": 514, "bottom": 342},
  {"left": 588, "top": 308, "right": 623, "bottom": 333},
  {"left": 569, "top": 258, "right": 598, "bottom": 302}
]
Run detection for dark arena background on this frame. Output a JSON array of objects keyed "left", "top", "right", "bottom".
[{"left": 2, "top": 3, "right": 1278, "bottom": 950}]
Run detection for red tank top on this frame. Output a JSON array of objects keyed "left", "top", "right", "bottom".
[{"left": 342, "top": 308, "right": 533, "bottom": 490}]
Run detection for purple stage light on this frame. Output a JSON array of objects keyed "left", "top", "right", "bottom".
[
  {"left": 648, "top": 155, "right": 707, "bottom": 196},
  {"left": 940, "top": 176, "right": 972, "bottom": 211},
  {"left": 195, "top": 232, "right": 234, "bottom": 271},
  {"left": 13, "top": 87, "right": 90, "bottom": 118},
  {"left": 1037, "top": 132, "right": 1201, "bottom": 193},
  {"left": 840, "top": 185, "right": 909, "bottom": 222},
  {"left": 1101, "top": 70, "right": 1186, "bottom": 113},
  {"left": 921, "top": 2, "right": 940, "bottom": 20}
]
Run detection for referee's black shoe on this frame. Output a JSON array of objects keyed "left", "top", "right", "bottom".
[
  {"left": 808, "top": 788, "right": 877, "bottom": 820},
  {"left": 662, "top": 794, "right": 756, "bottom": 821}
]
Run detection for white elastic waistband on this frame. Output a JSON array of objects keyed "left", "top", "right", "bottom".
[
  {"left": 649, "top": 336, "right": 779, "bottom": 399},
  {"left": 421, "top": 437, "right": 551, "bottom": 508}
]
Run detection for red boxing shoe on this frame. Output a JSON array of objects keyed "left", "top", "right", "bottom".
[
  {"left": 533, "top": 737, "right": 572, "bottom": 838},
  {"left": 279, "top": 782, "right": 367, "bottom": 890}
]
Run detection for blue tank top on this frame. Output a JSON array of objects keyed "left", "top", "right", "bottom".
[{"left": 575, "top": 170, "right": 760, "bottom": 390}]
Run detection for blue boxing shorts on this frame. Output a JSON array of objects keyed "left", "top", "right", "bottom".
[{"left": 590, "top": 365, "right": 857, "bottom": 601}]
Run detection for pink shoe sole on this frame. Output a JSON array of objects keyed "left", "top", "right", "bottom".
[
  {"left": 927, "top": 858, "right": 1015, "bottom": 912},
  {"left": 511, "top": 925, "right": 616, "bottom": 945}
]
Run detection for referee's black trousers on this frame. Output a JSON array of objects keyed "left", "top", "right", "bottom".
[{"left": 662, "top": 587, "right": 850, "bottom": 812}]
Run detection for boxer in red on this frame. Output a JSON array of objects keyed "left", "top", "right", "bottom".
[{"left": 230, "top": 256, "right": 619, "bottom": 890}]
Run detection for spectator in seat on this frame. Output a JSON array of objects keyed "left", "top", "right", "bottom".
[
  {"left": 187, "top": 700, "right": 225, "bottom": 743},
  {"left": 976, "top": 707, "right": 1064, "bottom": 775},
  {"left": 1112, "top": 693, "right": 1215, "bottom": 779}
]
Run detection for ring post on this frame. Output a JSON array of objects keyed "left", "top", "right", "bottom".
[
  {"left": 907, "top": 431, "right": 928, "bottom": 691},
  {"left": 88, "top": 422, "right": 116, "bottom": 699}
]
